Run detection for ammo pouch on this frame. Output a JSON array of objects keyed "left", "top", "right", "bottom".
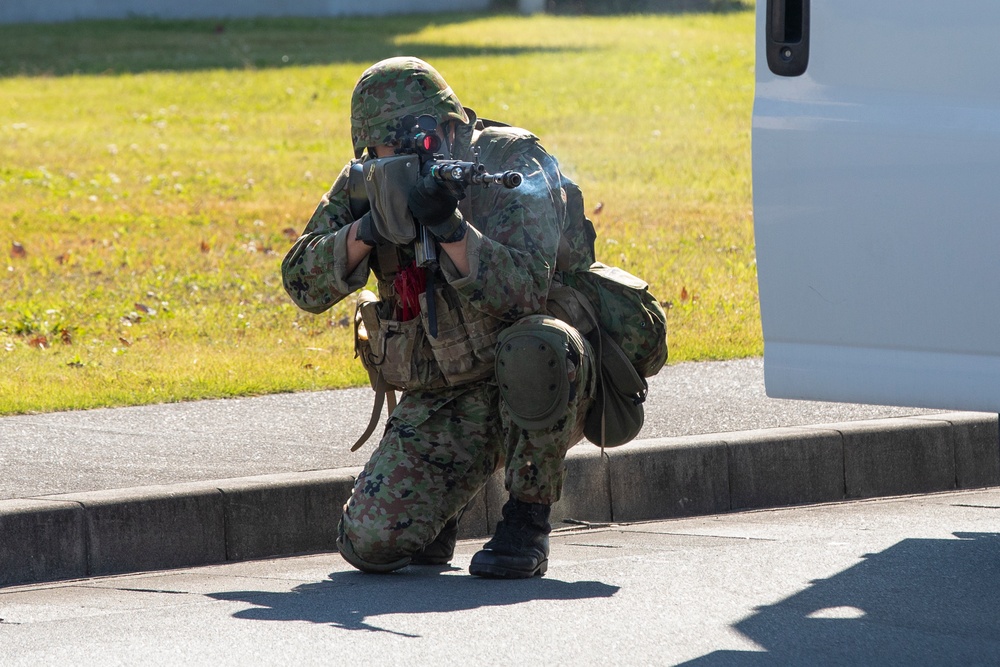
[
  {"left": 355, "top": 289, "right": 446, "bottom": 393},
  {"left": 354, "top": 285, "right": 505, "bottom": 393},
  {"left": 352, "top": 286, "right": 506, "bottom": 450}
]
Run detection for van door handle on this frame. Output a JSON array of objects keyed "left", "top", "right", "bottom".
[{"left": 766, "top": 0, "right": 810, "bottom": 77}]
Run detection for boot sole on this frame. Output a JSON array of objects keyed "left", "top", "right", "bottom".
[{"left": 469, "top": 558, "right": 548, "bottom": 579}]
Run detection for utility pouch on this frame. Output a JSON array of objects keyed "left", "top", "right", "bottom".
[
  {"left": 356, "top": 290, "right": 445, "bottom": 392},
  {"left": 419, "top": 285, "right": 502, "bottom": 386},
  {"left": 583, "top": 330, "right": 647, "bottom": 448},
  {"left": 558, "top": 263, "right": 665, "bottom": 449},
  {"left": 351, "top": 285, "right": 501, "bottom": 450},
  {"left": 362, "top": 155, "right": 420, "bottom": 245},
  {"left": 353, "top": 290, "right": 397, "bottom": 451},
  {"left": 564, "top": 262, "right": 668, "bottom": 378}
]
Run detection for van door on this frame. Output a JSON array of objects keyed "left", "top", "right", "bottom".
[{"left": 752, "top": 0, "right": 1000, "bottom": 411}]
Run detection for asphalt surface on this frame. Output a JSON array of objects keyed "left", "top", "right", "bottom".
[
  {"left": 2, "top": 357, "right": 998, "bottom": 590},
  {"left": 3, "top": 488, "right": 999, "bottom": 666},
  {"left": 0, "top": 358, "right": 946, "bottom": 500}
]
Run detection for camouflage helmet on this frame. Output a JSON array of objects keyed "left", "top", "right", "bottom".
[{"left": 350, "top": 57, "right": 470, "bottom": 158}]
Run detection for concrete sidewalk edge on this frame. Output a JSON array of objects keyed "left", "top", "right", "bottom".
[{"left": 3, "top": 411, "right": 997, "bottom": 587}]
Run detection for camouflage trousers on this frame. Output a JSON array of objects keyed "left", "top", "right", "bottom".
[{"left": 339, "top": 331, "right": 595, "bottom": 567}]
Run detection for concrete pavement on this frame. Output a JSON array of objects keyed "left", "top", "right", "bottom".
[
  {"left": 2, "top": 488, "right": 999, "bottom": 665},
  {"left": 1, "top": 358, "right": 998, "bottom": 587},
  {"left": 0, "top": 358, "right": 952, "bottom": 500}
]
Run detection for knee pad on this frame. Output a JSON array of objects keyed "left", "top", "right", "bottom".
[{"left": 496, "top": 315, "right": 586, "bottom": 431}]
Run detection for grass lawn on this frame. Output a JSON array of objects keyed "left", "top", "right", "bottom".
[{"left": 0, "top": 6, "right": 759, "bottom": 414}]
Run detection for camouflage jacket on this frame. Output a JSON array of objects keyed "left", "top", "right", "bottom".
[{"left": 281, "top": 109, "right": 595, "bottom": 391}]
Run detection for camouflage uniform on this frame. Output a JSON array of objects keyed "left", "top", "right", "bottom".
[{"left": 281, "top": 57, "right": 597, "bottom": 569}]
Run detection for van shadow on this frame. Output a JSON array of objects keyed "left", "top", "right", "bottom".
[
  {"left": 207, "top": 566, "right": 619, "bottom": 636},
  {"left": 680, "top": 532, "right": 1000, "bottom": 666}
]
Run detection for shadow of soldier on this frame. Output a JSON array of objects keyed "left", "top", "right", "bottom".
[
  {"left": 207, "top": 566, "right": 619, "bottom": 636},
  {"left": 679, "top": 532, "right": 1000, "bottom": 666}
]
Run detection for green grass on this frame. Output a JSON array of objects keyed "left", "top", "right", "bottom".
[{"left": 0, "top": 7, "right": 759, "bottom": 414}]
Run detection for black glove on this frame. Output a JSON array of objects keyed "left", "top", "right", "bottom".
[
  {"left": 407, "top": 174, "right": 467, "bottom": 243},
  {"left": 353, "top": 211, "right": 381, "bottom": 247}
]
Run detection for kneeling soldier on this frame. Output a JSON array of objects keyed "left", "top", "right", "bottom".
[{"left": 281, "top": 57, "right": 599, "bottom": 578}]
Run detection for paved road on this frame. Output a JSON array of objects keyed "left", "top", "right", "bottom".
[
  {"left": 0, "top": 358, "right": 941, "bottom": 499},
  {"left": 2, "top": 488, "right": 998, "bottom": 665}
]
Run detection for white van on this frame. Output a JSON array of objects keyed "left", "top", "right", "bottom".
[{"left": 752, "top": 0, "right": 1000, "bottom": 412}]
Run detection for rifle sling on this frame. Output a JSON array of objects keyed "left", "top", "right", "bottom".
[{"left": 351, "top": 372, "right": 397, "bottom": 452}]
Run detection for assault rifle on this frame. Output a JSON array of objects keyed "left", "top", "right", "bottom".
[
  {"left": 397, "top": 113, "right": 522, "bottom": 267},
  {"left": 396, "top": 114, "right": 523, "bottom": 190},
  {"left": 346, "top": 114, "right": 523, "bottom": 268}
]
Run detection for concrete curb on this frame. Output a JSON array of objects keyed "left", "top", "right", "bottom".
[{"left": 2, "top": 411, "right": 997, "bottom": 587}]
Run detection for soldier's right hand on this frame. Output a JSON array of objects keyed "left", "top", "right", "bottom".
[{"left": 407, "top": 173, "right": 461, "bottom": 226}]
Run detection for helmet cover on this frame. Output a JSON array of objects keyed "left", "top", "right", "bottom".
[{"left": 350, "top": 56, "right": 469, "bottom": 158}]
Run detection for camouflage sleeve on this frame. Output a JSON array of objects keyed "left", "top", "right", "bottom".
[
  {"left": 441, "top": 142, "right": 564, "bottom": 321},
  {"left": 281, "top": 162, "right": 372, "bottom": 314}
]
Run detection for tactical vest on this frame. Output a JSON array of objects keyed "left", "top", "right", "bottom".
[{"left": 354, "top": 121, "right": 594, "bottom": 386}]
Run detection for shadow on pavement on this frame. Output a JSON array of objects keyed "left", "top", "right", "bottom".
[
  {"left": 207, "top": 566, "right": 619, "bottom": 636},
  {"left": 682, "top": 532, "right": 1000, "bottom": 666}
]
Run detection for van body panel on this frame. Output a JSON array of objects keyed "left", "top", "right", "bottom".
[{"left": 753, "top": 0, "right": 1000, "bottom": 409}]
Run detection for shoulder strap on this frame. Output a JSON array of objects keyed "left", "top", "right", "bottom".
[{"left": 477, "top": 117, "right": 512, "bottom": 129}]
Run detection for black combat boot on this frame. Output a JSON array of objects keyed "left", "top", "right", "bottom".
[
  {"left": 469, "top": 497, "right": 551, "bottom": 578},
  {"left": 411, "top": 512, "right": 462, "bottom": 565}
]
